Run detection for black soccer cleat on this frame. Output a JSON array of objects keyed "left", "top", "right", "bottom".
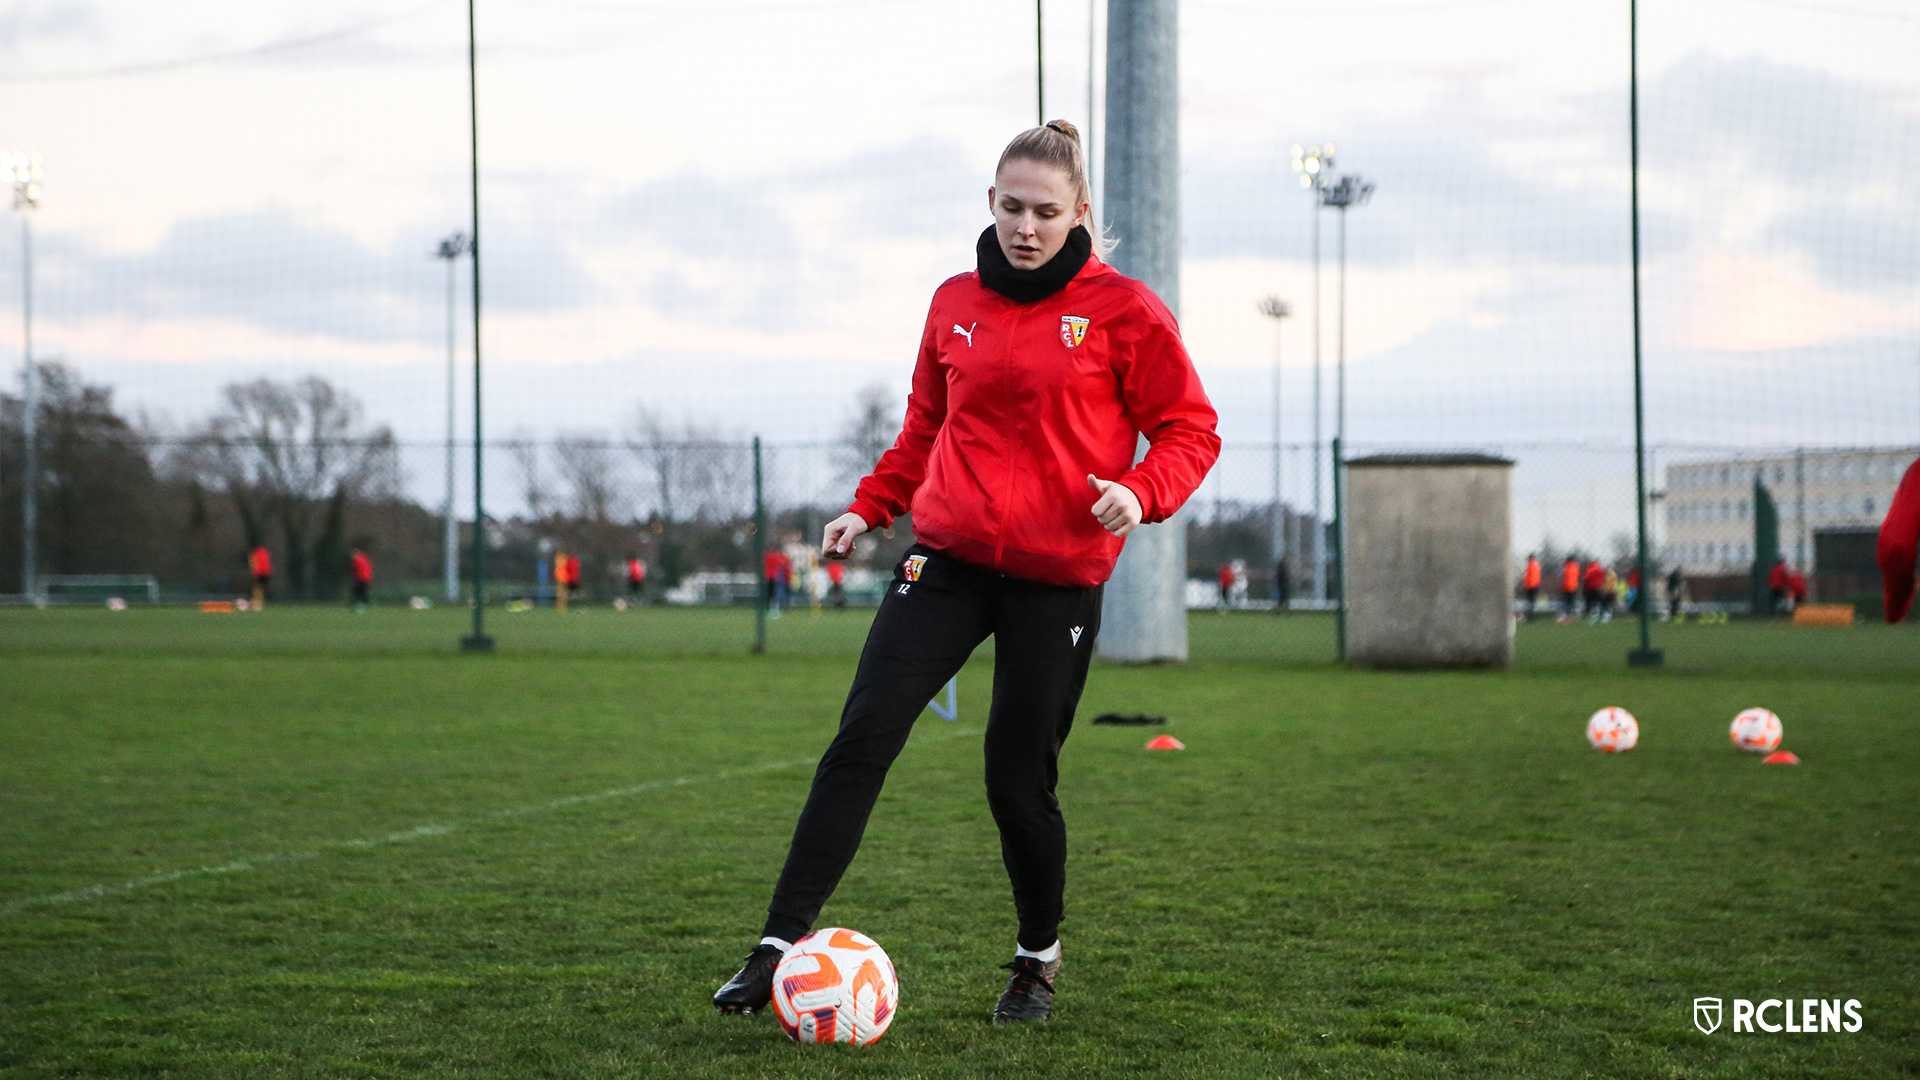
[
  {"left": 991, "top": 952, "right": 1060, "bottom": 1024},
  {"left": 713, "top": 943, "right": 786, "bottom": 1015}
]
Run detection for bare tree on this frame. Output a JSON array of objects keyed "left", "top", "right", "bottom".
[
  {"left": 507, "top": 432, "right": 549, "bottom": 521},
  {"left": 182, "top": 376, "right": 398, "bottom": 597},
  {"left": 627, "top": 409, "right": 746, "bottom": 525},
  {"left": 552, "top": 433, "right": 625, "bottom": 523},
  {"left": 835, "top": 383, "right": 901, "bottom": 491}
]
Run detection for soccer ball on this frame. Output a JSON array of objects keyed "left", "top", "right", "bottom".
[
  {"left": 770, "top": 928, "right": 898, "bottom": 1045},
  {"left": 1586, "top": 707, "right": 1639, "bottom": 752},
  {"left": 1729, "top": 708, "right": 1783, "bottom": 754}
]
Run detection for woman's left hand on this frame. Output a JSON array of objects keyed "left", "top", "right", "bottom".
[{"left": 1086, "top": 474, "right": 1143, "bottom": 537}]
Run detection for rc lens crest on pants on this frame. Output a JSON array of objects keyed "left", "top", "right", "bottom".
[
  {"left": 903, "top": 555, "right": 927, "bottom": 582},
  {"left": 1059, "top": 315, "right": 1090, "bottom": 349}
]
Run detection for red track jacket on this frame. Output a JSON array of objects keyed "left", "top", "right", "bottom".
[
  {"left": 1878, "top": 457, "right": 1920, "bottom": 622},
  {"left": 849, "top": 255, "right": 1220, "bottom": 588}
]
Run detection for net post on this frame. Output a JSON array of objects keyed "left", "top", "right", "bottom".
[
  {"left": 1626, "top": 0, "right": 1661, "bottom": 670},
  {"left": 752, "top": 436, "right": 767, "bottom": 655},
  {"left": 458, "top": 0, "right": 492, "bottom": 655}
]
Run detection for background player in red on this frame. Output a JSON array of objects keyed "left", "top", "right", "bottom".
[
  {"left": 825, "top": 558, "right": 845, "bottom": 608},
  {"left": 714, "top": 120, "right": 1218, "bottom": 1025},
  {"left": 1767, "top": 556, "right": 1792, "bottom": 614},
  {"left": 626, "top": 554, "right": 645, "bottom": 601},
  {"left": 1877, "top": 457, "right": 1920, "bottom": 622},
  {"left": 763, "top": 546, "right": 792, "bottom": 616},
  {"left": 248, "top": 545, "right": 271, "bottom": 611},
  {"left": 349, "top": 548, "right": 373, "bottom": 612},
  {"left": 1583, "top": 558, "right": 1609, "bottom": 622}
]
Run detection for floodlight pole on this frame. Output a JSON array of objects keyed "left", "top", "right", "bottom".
[
  {"left": 6, "top": 151, "right": 42, "bottom": 602},
  {"left": 19, "top": 212, "right": 34, "bottom": 603},
  {"left": 1333, "top": 435, "right": 1345, "bottom": 661},
  {"left": 460, "top": 0, "right": 493, "bottom": 653},
  {"left": 1324, "top": 175, "right": 1373, "bottom": 459},
  {"left": 436, "top": 232, "right": 469, "bottom": 604},
  {"left": 1259, "top": 296, "right": 1290, "bottom": 604},
  {"left": 1627, "top": 0, "right": 1661, "bottom": 668},
  {"left": 1293, "top": 144, "right": 1333, "bottom": 604},
  {"left": 1323, "top": 173, "right": 1373, "bottom": 639},
  {"left": 1311, "top": 197, "right": 1322, "bottom": 603}
]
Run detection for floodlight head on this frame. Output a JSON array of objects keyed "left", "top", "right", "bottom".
[
  {"left": 435, "top": 231, "right": 470, "bottom": 259},
  {"left": 1258, "top": 295, "right": 1292, "bottom": 319},
  {"left": 5, "top": 150, "right": 42, "bottom": 210}
]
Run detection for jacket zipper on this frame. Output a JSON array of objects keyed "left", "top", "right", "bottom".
[{"left": 991, "top": 300, "right": 1026, "bottom": 573}]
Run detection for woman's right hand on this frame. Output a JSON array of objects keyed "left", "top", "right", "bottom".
[{"left": 822, "top": 512, "right": 870, "bottom": 559}]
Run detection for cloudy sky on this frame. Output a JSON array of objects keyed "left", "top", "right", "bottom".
[{"left": 4, "top": 0, "right": 1918, "bottom": 542}]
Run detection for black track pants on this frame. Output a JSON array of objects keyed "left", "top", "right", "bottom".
[{"left": 763, "top": 545, "right": 1103, "bottom": 951}]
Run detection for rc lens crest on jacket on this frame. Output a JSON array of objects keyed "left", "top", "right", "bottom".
[{"left": 1060, "top": 316, "right": 1090, "bottom": 349}]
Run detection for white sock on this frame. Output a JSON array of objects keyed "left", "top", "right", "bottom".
[
  {"left": 1015, "top": 940, "right": 1060, "bottom": 963},
  {"left": 760, "top": 936, "right": 793, "bottom": 952}
]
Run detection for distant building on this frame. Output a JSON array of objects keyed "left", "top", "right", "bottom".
[{"left": 1663, "top": 448, "right": 1916, "bottom": 575}]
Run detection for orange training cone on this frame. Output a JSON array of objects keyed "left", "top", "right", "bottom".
[
  {"left": 1145, "top": 735, "right": 1185, "bottom": 751},
  {"left": 1762, "top": 750, "right": 1800, "bottom": 764}
]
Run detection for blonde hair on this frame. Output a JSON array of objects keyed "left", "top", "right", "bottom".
[{"left": 995, "top": 119, "right": 1116, "bottom": 257}]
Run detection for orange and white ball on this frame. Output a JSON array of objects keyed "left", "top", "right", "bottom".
[
  {"left": 1729, "top": 708, "right": 1783, "bottom": 754},
  {"left": 771, "top": 928, "right": 898, "bottom": 1045},
  {"left": 1586, "top": 707, "right": 1639, "bottom": 752}
]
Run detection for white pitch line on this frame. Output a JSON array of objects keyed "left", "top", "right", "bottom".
[{"left": 1, "top": 726, "right": 983, "bottom": 919}]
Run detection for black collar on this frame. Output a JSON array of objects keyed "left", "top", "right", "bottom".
[{"left": 976, "top": 225, "right": 1092, "bottom": 303}]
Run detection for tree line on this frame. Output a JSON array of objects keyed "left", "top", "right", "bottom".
[{"left": 0, "top": 366, "right": 906, "bottom": 599}]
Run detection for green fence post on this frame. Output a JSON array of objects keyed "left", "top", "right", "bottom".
[
  {"left": 752, "top": 436, "right": 767, "bottom": 655},
  {"left": 458, "top": 0, "right": 493, "bottom": 654},
  {"left": 1626, "top": 0, "right": 1662, "bottom": 668}
]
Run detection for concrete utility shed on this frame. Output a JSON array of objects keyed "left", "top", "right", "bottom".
[{"left": 1345, "top": 453, "right": 1514, "bottom": 668}]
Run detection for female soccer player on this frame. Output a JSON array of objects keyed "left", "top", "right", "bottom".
[{"left": 714, "top": 120, "right": 1219, "bottom": 1024}]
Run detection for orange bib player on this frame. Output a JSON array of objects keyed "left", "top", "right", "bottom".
[
  {"left": 1521, "top": 554, "right": 1542, "bottom": 618},
  {"left": 553, "top": 550, "right": 573, "bottom": 612},
  {"left": 1560, "top": 556, "right": 1580, "bottom": 617},
  {"left": 249, "top": 545, "right": 272, "bottom": 610}
]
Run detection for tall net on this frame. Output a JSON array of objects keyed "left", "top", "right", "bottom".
[{"left": 1, "top": 0, "right": 1915, "bottom": 664}]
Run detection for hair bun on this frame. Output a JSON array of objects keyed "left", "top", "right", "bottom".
[{"left": 1044, "top": 119, "right": 1081, "bottom": 144}]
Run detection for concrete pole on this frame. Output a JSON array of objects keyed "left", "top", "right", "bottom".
[{"left": 1098, "top": 0, "right": 1186, "bottom": 663}]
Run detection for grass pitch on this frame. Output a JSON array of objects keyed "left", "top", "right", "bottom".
[{"left": 2, "top": 607, "right": 1915, "bottom": 1078}]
